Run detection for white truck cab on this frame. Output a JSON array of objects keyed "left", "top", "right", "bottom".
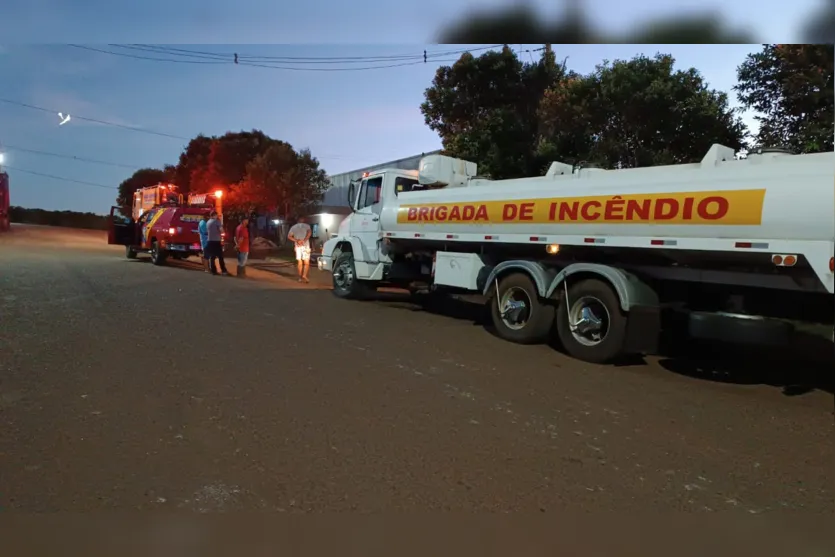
[{"left": 319, "top": 168, "right": 423, "bottom": 279}]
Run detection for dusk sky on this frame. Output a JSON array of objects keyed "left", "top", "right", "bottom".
[{"left": 2, "top": 43, "right": 764, "bottom": 214}]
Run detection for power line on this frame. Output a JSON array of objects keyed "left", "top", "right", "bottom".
[
  {"left": 3, "top": 165, "right": 118, "bottom": 190},
  {"left": 68, "top": 44, "right": 502, "bottom": 71},
  {"left": 123, "top": 44, "right": 503, "bottom": 63},
  {"left": 0, "top": 97, "right": 189, "bottom": 141},
  {"left": 68, "top": 44, "right": 228, "bottom": 65},
  {"left": 2, "top": 144, "right": 140, "bottom": 170},
  {"left": 116, "top": 44, "right": 417, "bottom": 64}
]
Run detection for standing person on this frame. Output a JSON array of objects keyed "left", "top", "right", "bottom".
[
  {"left": 287, "top": 217, "right": 312, "bottom": 283},
  {"left": 234, "top": 215, "right": 250, "bottom": 278},
  {"left": 198, "top": 212, "right": 211, "bottom": 273},
  {"left": 206, "top": 210, "right": 229, "bottom": 276}
]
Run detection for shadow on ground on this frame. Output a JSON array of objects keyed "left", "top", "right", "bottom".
[{"left": 368, "top": 290, "right": 834, "bottom": 397}]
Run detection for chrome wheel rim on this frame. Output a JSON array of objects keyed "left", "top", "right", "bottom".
[
  {"left": 568, "top": 296, "right": 610, "bottom": 346},
  {"left": 333, "top": 260, "right": 354, "bottom": 290},
  {"left": 500, "top": 286, "right": 532, "bottom": 330}
]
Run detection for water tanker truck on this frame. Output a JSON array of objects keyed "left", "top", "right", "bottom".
[{"left": 318, "top": 144, "right": 834, "bottom": 364}]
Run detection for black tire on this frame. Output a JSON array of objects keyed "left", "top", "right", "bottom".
[
  {"left": 555, "top": 278, "right": 627, "bottom": 364},
  {"left": 488, "top": 272, "right": 555, "bottom": 344},
  {"left": 150, "top": 240, "right": 167, "bottom": 266},
  {"left": 125, "top": 245, "right": 137, "bottom": 259},
  {"left": 332, "top": 252, "right": 373, "bottom": 300}
]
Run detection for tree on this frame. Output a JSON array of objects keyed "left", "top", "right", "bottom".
[
  {"left": 421, "top": 45, "right": 564, "bottom": 179},
  {"left": 292, "top": 148, "right": 330, "bottom": 216},
  {"left": 537, "top": 53, "right": 747, "bottom": 169},
  {"left": 115, "top": 167, "right": 168, "bottom": 217},
  {"left": 190, "top": 130, "right": 276, "bottom": 195},
  {"left": 735, "top": 44, "right": 834, "bottom": 153},
  {"left": 173, "top": 135, "right": 213, "bottom": 194},
  {"left": 238, "top": 143, "right": 329, "bottom": 221}
]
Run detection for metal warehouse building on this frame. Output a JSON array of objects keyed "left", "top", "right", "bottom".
[{"left": 321, "top": 150, "right": 442, "bottom": 208}]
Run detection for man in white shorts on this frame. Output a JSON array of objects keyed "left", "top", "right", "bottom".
[{"left": 287, "top": 217, "right": 312, "bottom": 283}]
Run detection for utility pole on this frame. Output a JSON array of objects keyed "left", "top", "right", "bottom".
[{"left": 543, "top": 44, "right": 557, "bottom": 72}]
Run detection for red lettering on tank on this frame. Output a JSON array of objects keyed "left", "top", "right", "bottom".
[
  {"left": 418, "top": 207, "right": 430, "bottom": 221},
  {"left": 461, "top": 205, "right": 475, "bottom": 221},
  {"left": 436, "top": 205, "right": 448, "bottom": 221},
  {"left": 603, "top": 196, "right": 625, "bottom": 220},
  {"left": 548, "top": 202, "right": 558, "bottom": 221},
  {"left": 559, "top": 202, "right": 579, "bottom": 221},
  {"left": 449, "top": 205, "right": 462, "bottom": 221},
  {"left": 653, "top": 198, "right": 678, "bottom": 220},
  {"left": 624, "top": 199, "right": 650, "bottom": 221},
  {"left": 580, "top": 200, "right": 601, "bottom": 221},
  {"left": 502, "top": 204, "right": 518, "bottom": 221},
  {"left": 474, "top": 204, "right": 489, "bottom": 221},
  {"left": 697, "top": 196, "right": 729, "bottom": 220},
  {"left": 519, "top": 202, "right": 534, "bottom": 221},
  {"left": 682, "top": 197, "right": 695, "bottom": 220}
]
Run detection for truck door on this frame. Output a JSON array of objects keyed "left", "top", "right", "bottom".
[
  {"left": 350, "top": 175, "right": 386, "bottom": 262},
  {"left": 107, "top": 206, "right": 137, "bottom": 245}
]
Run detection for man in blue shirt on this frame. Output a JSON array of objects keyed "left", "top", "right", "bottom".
[
  {"left": 198, "top": 212, "right": 210, "bottom": 273},
  {"left": 206, "top": 211, "right": 229, "bottom": 276}
]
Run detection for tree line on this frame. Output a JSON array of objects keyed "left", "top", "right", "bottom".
[
  {"left": 8, "top": 206, "right": 109, "bottom": 230},
  {"left": 117, "top": 43, "right": 832, "bottom": 219},
  {"left": 116, "top": 130, "right": 330, "bottom": 223},
  {"left": 420, "top": 44, "right": 833, "bottom": 179}
]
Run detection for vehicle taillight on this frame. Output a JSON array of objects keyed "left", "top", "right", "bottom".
[
  {"left": 830, "top": 257, "right": 834, "bottom": 273},
  {"left": 168, "top": 227, "right": 176, "bottom": 235}
]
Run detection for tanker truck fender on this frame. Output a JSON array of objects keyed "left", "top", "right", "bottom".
[
  {"left": 545, "top": 263, "right": 659, "bottom": 311},
  {"left": 480, "top": 260, "right": 557, "bottom": 299},
  {"left": 547, "top": 263, "right": 661, "bottom": 359},
  {"left": 327, "top": 237, "right": 367, "bottom": 261}
]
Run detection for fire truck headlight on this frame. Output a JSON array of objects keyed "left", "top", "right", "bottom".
[{"left": 168, "top": 227, "right": 176, "bottom": 235}]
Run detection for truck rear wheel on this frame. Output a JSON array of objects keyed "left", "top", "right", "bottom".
[
  {"left": 332, "top": 252, "right": 372, "bottom": 300},
  {"left": 489, "top": 272, "right": 555, "bottom": 344},
  {"left": 556, "top": 278, "right": 628, "bottom": 364},
  {"left": 150, "top": 240, "right": 167, "bottom": 266}
]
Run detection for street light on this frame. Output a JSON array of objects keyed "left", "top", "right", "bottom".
[{"left": 214, "top": 189, "right": 223, "bottom": 220}]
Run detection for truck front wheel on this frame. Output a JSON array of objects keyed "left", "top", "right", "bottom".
[
  {"left": 555, "top": 278, "right": 628, "bottom": 364},
  {"left": 150, "top": 240, "right": 167, "bottom": 266},
  {"left": 332, "top": 252, "right": 373, "bottom": 300},
  {"left": 489, "top": 272, "right": 555, "bottom": 344}
]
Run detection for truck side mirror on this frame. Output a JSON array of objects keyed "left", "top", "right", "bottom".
[{"left": 348, "top": 182, "right": 357, "bottom": 212}]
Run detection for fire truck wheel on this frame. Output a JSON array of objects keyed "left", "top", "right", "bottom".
[
  {"left": 125, "top": 245, "right": 137, "bottom": 259},
  {"left": 555, "top": 278, "right": 628, "bottom": 364},
  {"left": 150, "top": 240, "right": 168, "bottom": 266},
  {"left": 489, "top": 272, "right": 555, "bottom": 344},
  {"left": 332, "top": 252, "right": 373, "bottom": 300}
]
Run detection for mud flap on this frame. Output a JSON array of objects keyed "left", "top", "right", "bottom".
[{"left": 624, "top": 305, "right": 661, "bottom": 354}]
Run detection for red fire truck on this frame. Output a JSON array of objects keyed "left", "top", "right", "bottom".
[{"left": 108, "top": 185, "right": 224, "bottom": 265}]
